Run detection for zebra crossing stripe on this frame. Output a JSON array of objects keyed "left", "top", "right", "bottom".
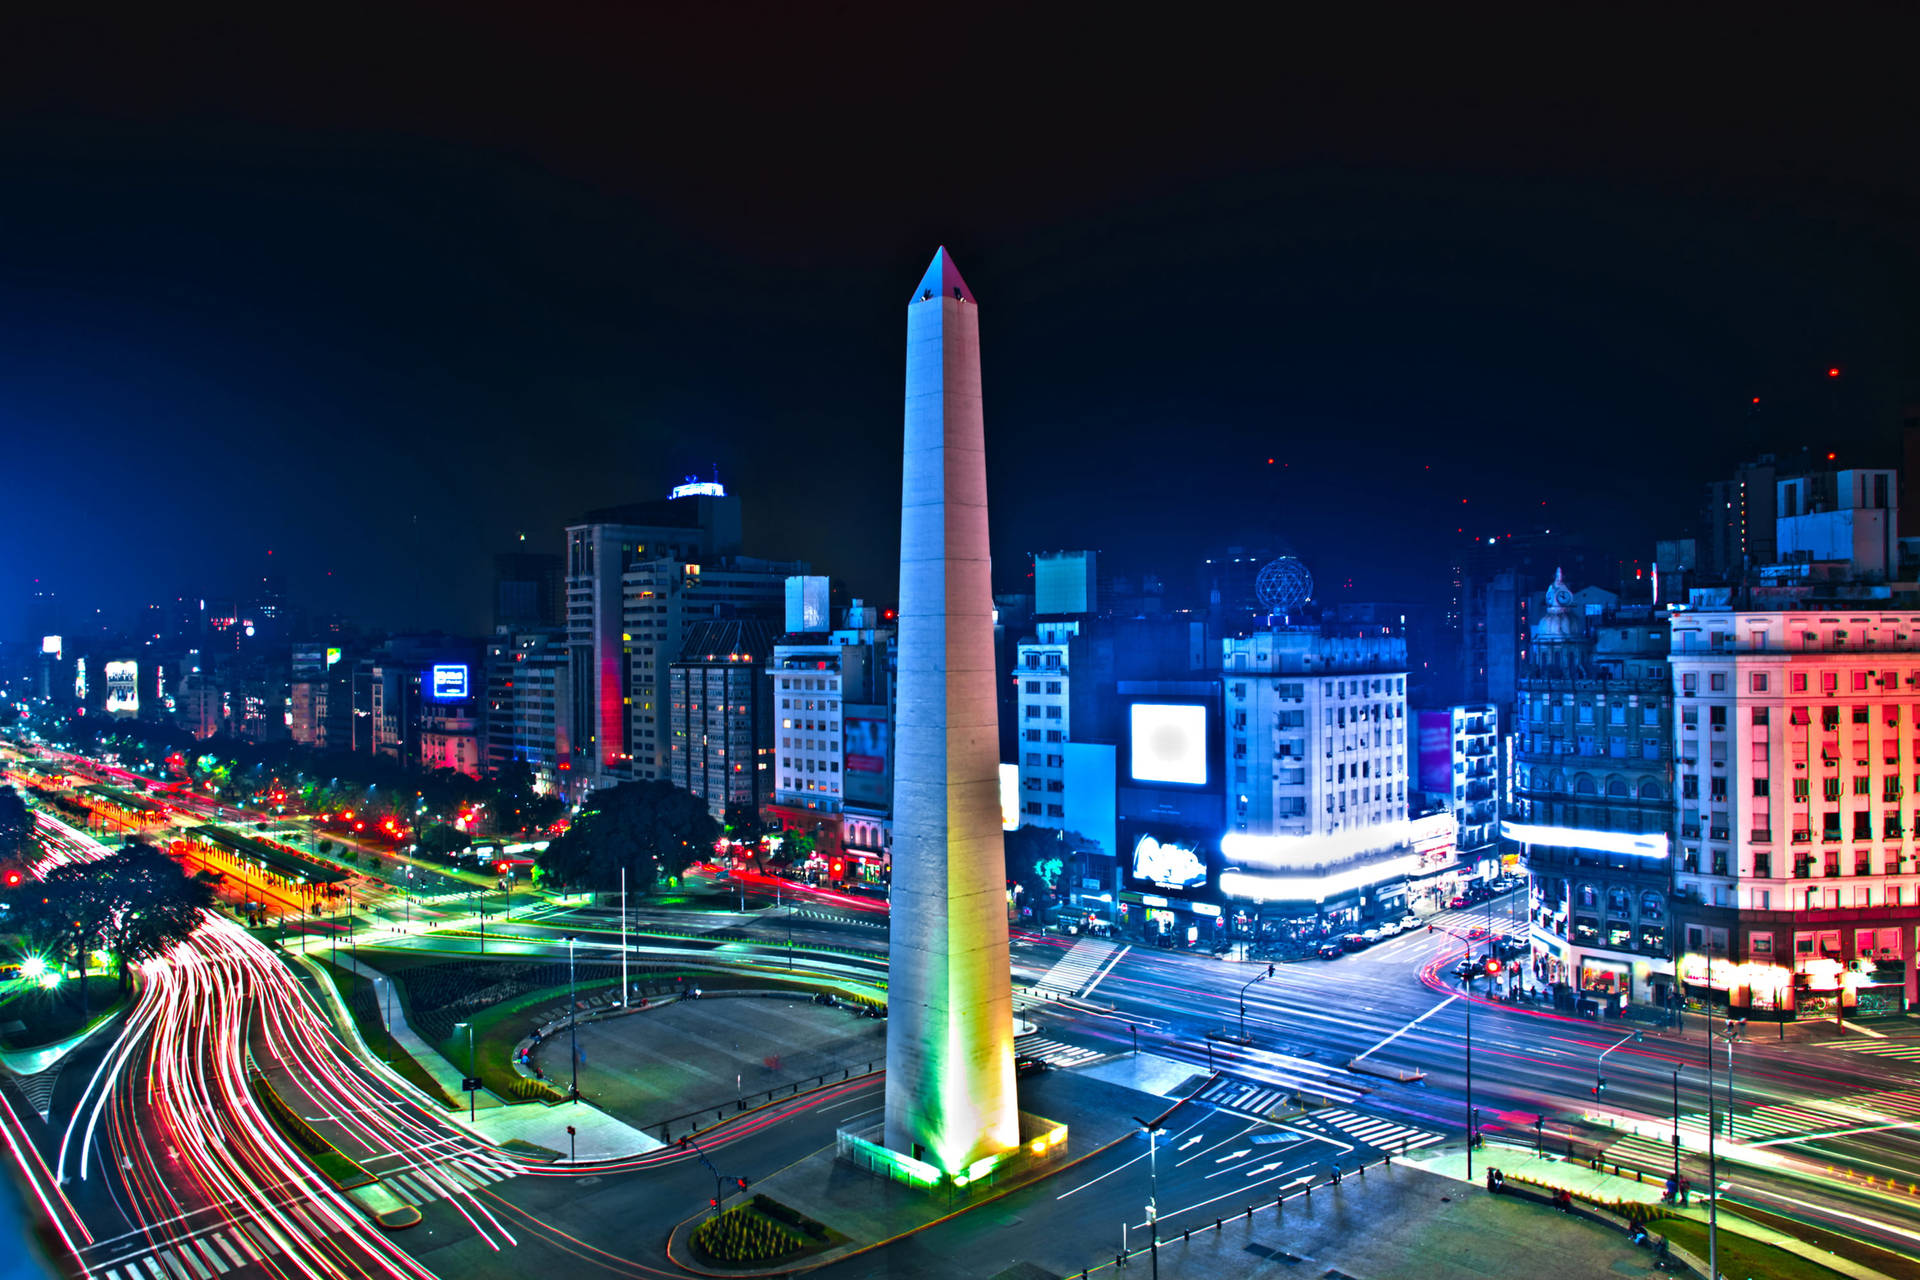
[
  {"left": 140, "top": 1256, "right": 167, "bottom": 1280},
  {"left": 210, "top": 1234, "right": 246, "bottom": 1268},
  {"left": 158, "top": 1250, "right": 192, "bottom": 1280},
  {"left": 189, "top": 1238, "right": 226, "bottom": 1276}
]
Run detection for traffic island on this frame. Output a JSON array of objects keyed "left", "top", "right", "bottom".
[{"left": 665, "top": 1069, "right": 1172, "bottom": 1277}]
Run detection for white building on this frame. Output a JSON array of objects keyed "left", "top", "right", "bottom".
[
  {"left": 1669, "top": 608, "right": 1920, "bottom": 1017},
  {"left": 1776, "top": 469, "right": 1897, "bottom": 581}
]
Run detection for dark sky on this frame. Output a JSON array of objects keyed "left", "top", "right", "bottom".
[{"left": 3, "top": 6, "right": 1917, "bottom": 639}]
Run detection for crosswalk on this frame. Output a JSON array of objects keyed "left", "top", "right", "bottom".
[
  {"left": 91, "top": 1157, "right": 518, "bottom": 1280},
  {"left": 1026, "top": 938, "right": 1117, "bottom": 999},
  {"left": 1827, "top": 1039, "right": 1920, "bottom": 1064},
  {"left": 91, "top": 1211, "right": 301, "bottom": 1280},
  {"left": 1306, "top": 1108, "right": 1442, "bottom": 1153},
  {"left": 1015, "top": 1033, "right": 1104, "bottom": 1069},
  {"left": 1605, "top": 1132, "right": 1683, "bottom": 1171},
  {"left": 1194, "top": 1076, "right": 1295, "bottom": 1120},
  {"left": 365, "top": 1153, "right": 518, "bottom": 1207}
]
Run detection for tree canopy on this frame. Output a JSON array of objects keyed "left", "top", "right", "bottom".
[
  {"left": 1002, "top": 825, "right": 1097, "bottom": 915},
  {"left": 537, "top": 780, "right": 720, "bottom": 892},
  {"left": 20, "top": 841, "right": 213, "bottom": 1009}
]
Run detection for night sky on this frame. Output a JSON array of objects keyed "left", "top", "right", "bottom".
[{"left": 3, "top": 7, "right": 1916, "bottom": 638}]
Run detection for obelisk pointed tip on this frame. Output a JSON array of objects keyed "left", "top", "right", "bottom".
[{"left": 910, "top": 246, "right": 975, "bottom": 305}]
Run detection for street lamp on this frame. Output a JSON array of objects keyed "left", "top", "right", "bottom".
[
  {"left": 1132, "top": 1116, "right": 1164, "bottom": 1280},
  {"left": 1592, "top": 1028, "right": 1644, "bottom": 1096},
  {"left": 455, "top": 1021, "right": 477, "bottom": 1122},
  {"left": 1429, "top": 922, "right": 1485, "bottom": 1179},
  {"left": 1232, "top": 963, "right": 1275, "bottom": 1045}
]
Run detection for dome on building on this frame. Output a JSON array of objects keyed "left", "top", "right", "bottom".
[{"left": 1531, "top": 567, "right": 1584, "bottom": 644}]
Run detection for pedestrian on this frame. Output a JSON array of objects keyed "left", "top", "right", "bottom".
[
  {"left": 1678, "top": 1175, "right": 1690, "bottom": 1207},
  {"left": 1663, "top": 1173, "right": 1678, "bottom": 1205}
]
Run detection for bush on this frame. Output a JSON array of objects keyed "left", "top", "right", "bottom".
[{"left": 691, "top": 1205, "right": 803, "bottom": 1265}]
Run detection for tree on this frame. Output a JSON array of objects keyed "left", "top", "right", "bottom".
[
  {"left": 416, "top": 823, "right": 471, "bottom": 859},
  {"left": 0, "top": 785, "right": 31, "bottom": 862},
  {"left": 1001, "top": 826, "right": 1097, "bottom": 919},
  {"left": 94, "top": 844, "right": 214, "bottom": 987},
  {"left": 537, "top": 780, "right": 721, "bottom": 893},
  {"left": 24, "top": 843, "right": 213, "bottom": 1010}
]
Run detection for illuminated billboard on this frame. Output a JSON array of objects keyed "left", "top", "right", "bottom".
[
  {"left": 105, "top": 660, "right": 139, "bottom": 715},
  {"left": 74, "top": 658, "right": 87, "bottom": 699},
  {"left": 430, "top": 664, "right": 470, "bottom": 700},
  {"left": 1129, "top": 833, "right": 1207, "bottom": 891},
  {"left": 1129, "top": 703, "right": 1208, "bottom": 786},
  {"left": 999, "top": 763, "right": 1020, "bottom": 831},
  {"left": 325, "top": 647, "right": 343, "bottom": 667},
  {"left": 41, "top": 635, "right": 61, "bottom": 658}
]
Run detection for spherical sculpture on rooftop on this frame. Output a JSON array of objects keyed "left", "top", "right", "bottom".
[{"left": 1254, "top": 555, "right": 1313, "bottom": 617}]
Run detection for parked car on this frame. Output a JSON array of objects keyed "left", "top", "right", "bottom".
[
  {"left": 1448, "top": 895, "right": 1470, "bottom": 909},
  {"left": 1015, "top": 1055, "right": 1053, "bottom": 1078},
  {"left": 1495, "top": 935, "right": 1529, "bottom": 958},
  {"left": 1398, "top": 912, "right": 1422, "bottom": 931},
  {"left": 1362, "top": 927, "right": 1384, "bottom": 944},
  {"left": 1377, "top": 919, "right": 1402, "bottom": 937},
  {"left": 1316, "top": 941, "right": 1344, "bottom": 960},
  {"left": 1341, "top": 933, "right": 1370, "bottom": 952}
]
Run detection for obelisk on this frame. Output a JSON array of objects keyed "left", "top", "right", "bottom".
[{"left": 883, "top": 247, "right": 1019, "bottom": 1172}]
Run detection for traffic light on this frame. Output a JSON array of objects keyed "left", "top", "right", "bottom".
[
  {"left": 1484, "top": 957, "right": 1503, "bottom": 975},
  {"left": 709, "top": 1197, "right": 719, "bottom": 1208},
  {"left": 2, "top": 870, "right": 20, "bottom": 888},
  {"left": 735, "top": 1177, "right": 749, "bottom": 1191},
  {"left": 1593, "top": 1078, "right": 1606, "bottom": 1096}
]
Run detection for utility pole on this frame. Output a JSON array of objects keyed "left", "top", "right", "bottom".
[
  {"left": 1132, "top": 1117, "right": 1162, "bottom": 1280},
  {"left": 620, "top": 865, "right": 629, "bottom": 1004}
]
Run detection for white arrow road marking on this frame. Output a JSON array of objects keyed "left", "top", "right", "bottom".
[
  {"left": 1178, "top": 1136, "right": 1203, "bottom": 1151},
  {"left": 1247, "top": 1161, "right": 1286, "bottom": 1177},
  {"left": 1214, "top": 1150, "right": 1252, "bottom": 1163}
]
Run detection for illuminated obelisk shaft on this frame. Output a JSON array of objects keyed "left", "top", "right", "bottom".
[{"left": 883, "top": 247, "right": 1019, "bottom": 1171}]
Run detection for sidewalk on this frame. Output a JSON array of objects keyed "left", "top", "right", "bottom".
[
  {"left": 1408, "top": 1142, "right": 1900, "bottom": 1280},
  {"left": 297, "top": 950, "right": 661, "bottom": 1161}
]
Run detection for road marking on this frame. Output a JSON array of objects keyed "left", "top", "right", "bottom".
[
  {"left": 1081, "top": 944, "right": 1131, "bottom": 997},
  {"left": 1056, "top": 1113, "right": 1212, "bottom": 1200},
  {"left": 1213, "top": 1149, "right": 1252, "bottom": 1163},
  {"left": 1352, "top": 995, "right": 1458, "bottom": 1062},
  {"left": 1176, "top": 1121, "right": 1259, "bottom": 1168}
]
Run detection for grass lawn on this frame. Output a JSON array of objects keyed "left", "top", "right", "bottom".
[
  {"left": 0, "top": 979, "right": 130, "bottom": 1051},
  {"left": 312, "top": 958, "right": 459, "bottom": 1109},
  {"left": 1660, "top": 1216, "right": 1853, "bottom": 1280}
]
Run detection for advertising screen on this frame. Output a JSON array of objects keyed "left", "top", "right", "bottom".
[
  {"left": 41, "top": 635, "right": 61, "bottom": 657},
  {"left": 325, "top": 647, "right": 343, "bottom": 667},
  {"left": 105, "top": 660, "right": 139, "bottom": 715},
  {"left": 1128, "top": 832, "right": 1207, "bottom": 892},
  {"left": 1129, "top": 702, "right": 1208, "bottom": 786},
  {"left": 999, "top": 763, "right": 1020, "bottom": 831},
  {"left": 431, "top": 664, "right": 470, "bottom": 700},
  {"left": 1416, "top": 710, "right": 1453, "bottom": 794},
  {"left": 843, "top": 715, "right": 890, "bottom": 807}
]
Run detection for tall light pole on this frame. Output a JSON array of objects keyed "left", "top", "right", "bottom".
[
  {"left": 566, "top": 934, "right": 579, "bottom": 1102},
  {"left": 1132, "top": 1116, "right": 1163, "bottom": 1280},
  {"left": 619, "top": 865, "right": 629, "bottom": 1002},
  {"left": 1234, "top": 963, "right": 1276, "bottom": 1044},
  {"left": 1429, "top": 922, "right": 1485, "bottom": 1179},
  {"left": 1671, "top": 1066, "right": 1682, "bottom": 1184}
]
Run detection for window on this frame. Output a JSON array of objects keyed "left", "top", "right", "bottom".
[
  {"left": 1709, "top": 706, "right": 1726, "bottom": 727},
  {"left": 1854, "top": 672, "right": 1870, "bottom": 692},
  {"left": 1792, "top": 672, "right": 1808, "bottom": 693},
  {"left": 1823, "top": 672, "right": 1839, "bottom": 694},
  {"left": 1025, "top": 680, "right": 1040, "bottom": 693},
  {"left": 1793, "top": 778, "right": 1809, "bottom": 801},
  {"left": 1854, "top": 811, "right": 1873, "bottom": 840},
  {"left": 1752, "top": 707, "right": 1769, "bottom": 726},
  {"left": 1822, "top": 707, "right": 1840, "bottom": 730},
  {"left": 1750, "top": 672, "right": 1768, "bottom": 693},
  {"left": 1711, "top": 673, "right": 1727, "bottom": 692},
  {"left": 1682, "top": 673, "right": 1698, "bottom": 694},
  {"left": 1824, "top": 778, "right": 1841, "bottom": 801},
  {"left": 1853, "top": 706, "right": 1871, "bottom": 724},
  {"left": 1753, "top": 777, "right": 1769, "bottom": 797},
  {"left": 1045, "top": 681, "right": 1061, "bottom": 694},
  {"left": 1854, "top": 776, "right": 1870, "bottom": 796}
]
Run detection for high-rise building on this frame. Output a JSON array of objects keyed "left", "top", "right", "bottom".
[
  {"left": 1415, "top": 703, "right": 1500, "bottom": 873},
  {"left": 1033, "top": 550, "right": 1099, "bottom": 617},
  {"left": 1668, "top": 608, "right": 1920, "bottom": 1020},
  {"left": 668, "top": 618, "right": 776, "bottom": 820},
  {"left": 1509, "top": 576, "right": 1675, "bottom": 1010},
  {"left": 494, "top": 552, "right": 565, "bottom": 629},
  {"left": 621, "top": 556, "right": 800, "bottom": 782},
  {"left": 291, "top": 641, "right": 354, "bottom": 749},
  {"left": 768, "top": 608, "right": 896, "bottom": 882},
  {"left": 1776, "top": 467, "right": 1898, "bottom": 580},
  {"left": 563, "top": 488, "right": 745, "bottom": 790},
  {"left": 1700, "top": 455, "right": 1784, "bottom": 581},
  {"left": 484, "top": 627, "right": 572, "bottom": 795}
]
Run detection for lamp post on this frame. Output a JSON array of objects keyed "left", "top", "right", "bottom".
[
  {"left": 1671, "top": 1067, "right": 1682, "bottom": 1183},
  {"left": 1132, "top": 1116, "right": 1163, "bottom": 1280},
  {"left": 566, "top": 933, "right": 579, "bottom": 1102},
  {"left": 1429, "top": 922, "right": 1483, "bottom": 1179},
  {"left": 1593, "top": 1027, "right": 1644, "bottom": 1096}
]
